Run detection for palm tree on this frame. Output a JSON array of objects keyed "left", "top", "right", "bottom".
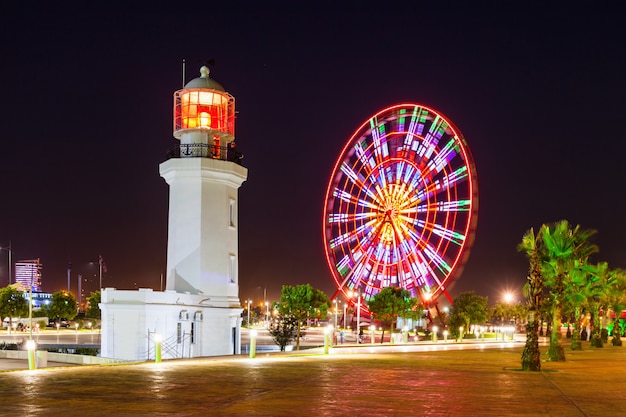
[
  {"left": 565, "top": 260, "right": 598, "bottom": 350},
  {"left": 586, "top": 262, "right": 618, "bottom": 348},
  {"left": 541, "top": 220, "right": 598, "bottom": 361},
  {"left": 604, "top": 268, "right": 626, "bottom": 345},
  {"left": 517, "top": 227, "right": 543, "bottom": 371}
]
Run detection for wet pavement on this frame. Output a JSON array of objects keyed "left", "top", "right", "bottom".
[{"left": 0, "top": 342, "right": 625, "bottom": 416}]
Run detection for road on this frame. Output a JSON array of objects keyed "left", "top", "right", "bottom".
[{"left": 0, "top": 330, "right": 101, "bottom": 347}]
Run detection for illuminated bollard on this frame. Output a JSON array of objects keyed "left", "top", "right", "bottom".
[
  {"left": 370, "top": 325, "right": 376, "bottom": 344},
  {"left": 324, "top": 327, "right": 330, "bottom": 355},
  {"left": 250, "top": 330, "right": 257, "bottom": 359},
  {"left": 155, "top": 333, "right": 162, "bottom": 363},
  {"left": 432, "top": 326, "right": 438, "bottom": 343},
  {"left": 328, "top": 325, "right": 334, "bottom": 347},
  {"left": 26, "top": 340, "right": 36, "bottom": 370},
  {"left": 403, "top": 326, "right": 409, "bottom": 343},
  {"left": 458, "top": 326, "right": 464, "bottom": 342},
  {"left": 443, "top": 330, "right": 448, "bottom": 342}
]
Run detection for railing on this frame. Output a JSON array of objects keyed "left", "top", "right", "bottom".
[{"left": 166, "top": 143, "right": 244, "bottom": 165}]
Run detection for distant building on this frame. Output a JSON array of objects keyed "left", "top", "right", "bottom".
[{"left": 14, "top": 258, "right": 42, "bottom": 292}]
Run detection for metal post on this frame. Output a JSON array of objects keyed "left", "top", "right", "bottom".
[
  {"left": 356, "top": 288, "right": 361, "bottom": 343},
  {"left": 99, "top": 260, "right": 102, "bottom": 290},
  {"left": 29, "top": 262, "right": 34, "bottom": 342},
  {"left": 247, "top": 300, "right": 251, "bottom": 327}
]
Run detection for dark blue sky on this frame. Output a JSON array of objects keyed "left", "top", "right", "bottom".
[{"left": 1, "top": 3, "right": 625, "bottom": 305}]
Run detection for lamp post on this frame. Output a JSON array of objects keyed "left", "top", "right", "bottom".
[
  {"left": 356, "top": 288, "right": 361, "bottom": 343},
  {"left": 246, "top": 299, "right": 252, "bottom": 327},
  {"left": 343, "top": 300, "right": 348, "bottom": 329},
  {"left": 333, "top": 299, "right": 338, "bottom": 328},
  {"left": 28, "top": 262, "right": 35, "bottom": 344},
  {"left": 265, "top": 302, "right": 269, "bottom": 325}
]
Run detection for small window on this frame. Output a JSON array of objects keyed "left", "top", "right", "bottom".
[
  {"left": 229, "top": 254, "right": 236, "bottom": 284},
  {"left": 179, "top": 310, "right": 189, "bottom": 321},
  {"left": 194, "top": 311, "right": 203, "bottom": 321},
  {"left": 191, "top": 322, "right": 196, "bottom": 344},
  {"left": 177, "top": 322, "right": 182, "bottom": 344},
  {"left": 229, "top": 199, "right": 236, "bottom": 228}
]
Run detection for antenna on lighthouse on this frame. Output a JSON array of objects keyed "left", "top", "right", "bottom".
[{"left": 182, "top": 59, "right": 186, "bottom": 87}]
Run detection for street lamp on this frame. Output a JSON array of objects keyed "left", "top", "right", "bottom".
[
  {"left": 504, "top": 292, "right": 514, "bottom": 304},
  {"left": 265, "top": 302, "right": 269, "bottom": 324},
  {"left": 246, "top": 299, "right": 252, "bottom": 327},
  {"left": 333, "top": 299, "right": 338, "bottom": 328}
]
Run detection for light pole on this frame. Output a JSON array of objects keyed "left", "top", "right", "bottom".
[
  {"left": 246, "top": 299, "right": 252, "bottom": 327},
  {"left": 343, "top": 300, "right": 348, "bottom": 329},
  {"left": 356, "top": 288, "right": 361, "bottom": 343},
  {"left": 333, "top": 299, "right": 338, "bottom": 328},
  {"left": 28, "top": 262, "right": 35, "bottom": 343},
  {"left": 265, "top": 302, "right": 269, "bottom": 325}
]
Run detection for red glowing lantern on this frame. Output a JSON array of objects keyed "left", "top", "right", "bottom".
[{"left": 173, "top": 66, "right": 235, "bottom": 140}]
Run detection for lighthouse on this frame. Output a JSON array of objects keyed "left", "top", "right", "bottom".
[
  {"left": 99, "top": 65, "right": 248, "bottom": 360},
  {"left": 161, "top": 65, "right": 247, "bottom": 300}
]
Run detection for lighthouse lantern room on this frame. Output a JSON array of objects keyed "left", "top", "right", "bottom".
[{"left": 173, "top": 65, "right": 235, "bottom": 158}]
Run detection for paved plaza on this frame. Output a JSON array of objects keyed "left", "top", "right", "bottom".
[{"left": 1, "top": 340, "right": 625, "bottom": 416}]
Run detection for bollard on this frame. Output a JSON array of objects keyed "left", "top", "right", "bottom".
[
  {"left": 250, "top": 330, "right": 257, "bottom": 359},
  {"left": 155, "top": 333, "right": 162, "bottom": 363},
  {"left": 26, "top": 340, "right": 36, "bottom": 370},
  {"left": 324, "top": 327, "right": 330, "bottom": 355}
]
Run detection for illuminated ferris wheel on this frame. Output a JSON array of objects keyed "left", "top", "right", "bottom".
[{"left": 323, "top": 104, "right": 478, "bottom": 308}]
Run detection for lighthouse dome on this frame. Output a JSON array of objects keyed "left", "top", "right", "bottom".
[{"left": 184, "top": 65, "right": 225, "bottom": 91}]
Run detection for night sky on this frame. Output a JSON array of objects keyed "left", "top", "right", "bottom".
[{"left": 2, "top": 3, "right": 625, "bottom": 306}]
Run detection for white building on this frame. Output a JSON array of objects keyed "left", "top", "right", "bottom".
[
  {"left": 100, "top": 65, "right": 248, "bottom": 360},
  {"left": 14, "top": 258, "right": 42, "bottom": 292}
]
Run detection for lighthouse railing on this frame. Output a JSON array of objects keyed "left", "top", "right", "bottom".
[{"left": 166, "top": 143, "right": 243, "bottom": 165}]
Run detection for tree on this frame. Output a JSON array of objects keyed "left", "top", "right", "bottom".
[
  {"left": 604, "top": 268, "right": 626, "bottom": 346},
  {"left": 277, "top": 284, "right": 330, "bottom": 350},
  {"left": 448, "top": 291, "right": 488, "bottom": 334},
  {"left": 268, "top": 313, "right": 298, "bottom": 351},
  {"left": 0, "top": 285, "right": 28, "bottom": 331},
  {"left": 541, "top": 220, "right": 598, "bottom": 361},
  {"left": 367, "top": 287, "right": 419, "bottom": 343},
  {"left": 85, "top": 291, "right": 101, "bottom": 319},
  {"left": 518, "top": 226, "right": 543, "bottom": 371},
  {"left": 44, "top": 291, "right": 78, "bottom": 321},
  {"left": 564, "top": 260, "right": 598, "bottom": 350},
  {"left": 586, "top": 262, "right": 618, "bottom": 348}
]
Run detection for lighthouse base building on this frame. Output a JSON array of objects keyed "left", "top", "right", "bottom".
[
  {"left": 100, "top": 66, "right": 248, "bottom": 361},
  {"left": 100, "top": 288, "right": 243, "bottom": 359}
]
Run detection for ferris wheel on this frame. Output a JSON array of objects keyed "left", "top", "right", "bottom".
[{"left": 323, "top": 104, "right": 478, "bottom": 308}]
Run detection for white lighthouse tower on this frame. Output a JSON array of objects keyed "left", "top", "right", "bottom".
[{"left": 99, "top": 65, "right": 247, "bottom": 360}]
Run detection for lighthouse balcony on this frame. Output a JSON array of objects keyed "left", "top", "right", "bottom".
[{"left": 166, "top": 143, "right": 243, "bottom": 165}]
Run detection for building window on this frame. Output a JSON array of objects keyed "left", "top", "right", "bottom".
[
  {"left": 191, "top": 322, "right": 196, "bottom": 344},
  {"left": 177, "top": 322, "right": 182, "bottom": 344}
]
